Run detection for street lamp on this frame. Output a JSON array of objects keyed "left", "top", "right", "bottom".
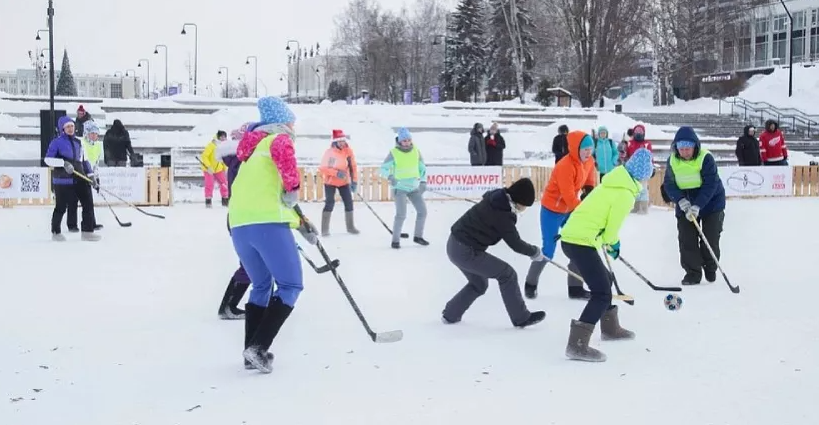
[
  {"left": 218, "top": 66, "right": 229, "bottom": 98},
  {"left": 432, "top": 34, "right": 454, "bottom": 101},
  {"left": 138, "top": 59, "right": 150, "bottom": 99},
  {"left": 246, "top": 56, "right": 258, "bottom": 98},
  {"left": 40, "top": 48, "right": 50, "bottom": 58},
  {"left": 154, "top": 44, "right": 168, "bottom": 96},
  {"left": 181, "top": 23, "right": 199, "bottom": 95},
  {"left": 286, "top": 40, "right": 300, "bottom": 101},
  {"left": 124, "top": 69, "right": 137, "bottom": 98},
  {"left": 35, "top": 29, "right": 49, "bottom": 41},
  {"left": 315, "top": 65, "right": 326, "bottom": 100},
  {"left": 46, "top": 1, "right": 56, "bottom": 139},
  {"left": 779, "top": 0, "right": 794, "bottom": 97}
]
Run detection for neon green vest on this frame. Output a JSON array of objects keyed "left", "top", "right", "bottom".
[
  {"left": 392, "top": 147, "right": 420, "bottom": 179},
  {"left": 670, "top": 148, "right": 711, "bottom": 190},
  {"left": 82, "top": 138, "right": 102, "bottom": 166},
  {"left": 228, "top": 134, "right": 300, "bottom": 229}
]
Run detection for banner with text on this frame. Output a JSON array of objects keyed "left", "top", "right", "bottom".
[
  {"left": 424, "top": 166, "right": 503, "bottom": 199},
  {"left": 720, "top": 166, "right": 792, "bottom": 197},
  {"left": 0, "top": 167, "right": 50, "bottom": 199},
  {"left": 97, "top": 168, "right": 147, "bottom": 203}
]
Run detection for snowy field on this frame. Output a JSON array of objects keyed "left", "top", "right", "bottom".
[{"left": 2, "top": 197, "right": 818, "bottom": 425}]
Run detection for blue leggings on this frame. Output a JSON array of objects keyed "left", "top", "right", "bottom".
[
  {"left": 540, "top": 206, "right": 569, "bottom": 258},
  {"left": 231, "top": 223, "right": 303, "bottom": 308}
]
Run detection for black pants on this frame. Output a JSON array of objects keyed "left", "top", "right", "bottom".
[
  {"left": 67, "top": 190, "right": 98, "bottom": 230},
  {"left": 52, "top": 183, "right": 96, "bottom": 233},
  {"left": 677, "top": 210, "right": 724, "bottom": 281},
  {"left": 561, "top": 242, "right": 612, "bottom": 325},
  {"left": 764, "top": 160, "right": 788, "bottom": 166},
  {"left": 323, "top": 184, "right": 354, "bottom": 212}
]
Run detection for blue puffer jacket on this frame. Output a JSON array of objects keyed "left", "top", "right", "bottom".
[
  {"left": 45, "top": 116, "right": 93, "bottom": 185},
  {"left": 593, "top": 126, "right": 619, "bottom": 174},
  {"left": 662, "top": 126, "right": 727, "bottom": 219}
]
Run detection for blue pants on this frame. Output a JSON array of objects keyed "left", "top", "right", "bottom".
[
  {"left": 561, "top": 241, "right": 613, "bottom": 325},
  {"left": 231, "top": 223, "right": 303, "bottom": 308},
  {"left": 540, "top": 207, "right": 569, "bottom": 258}
]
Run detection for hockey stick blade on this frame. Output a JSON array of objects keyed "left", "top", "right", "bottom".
[
  {"left": 314, "top": 259, "right": 341, "bottom": 274},
  {"left": 373, "top": 329, "right": 404, "bottom": 343},
  {"left": 613, "top": 294, "right": 634, "bottom": 302}
]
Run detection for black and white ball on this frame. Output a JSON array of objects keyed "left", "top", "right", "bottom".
[{"left": 664, "top": 294, "right": 683, "bottom": 311}]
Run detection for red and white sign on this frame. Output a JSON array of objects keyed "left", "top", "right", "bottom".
[
  {"left": 424, "top": 166, "right": 503, "bottom": 199},
  {"left": 720, "top": 166, "right": 792, "bottom": 197}
]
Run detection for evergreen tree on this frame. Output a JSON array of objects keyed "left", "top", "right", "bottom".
[
  {"left": 55, "top": 49, "right": 78, "bottom": 97},
  {"left": 486, "top": 0, "right": 537, "bottom": 99},
  {"left": 441, "top": 0, "right": 488, "bottom": 102}
]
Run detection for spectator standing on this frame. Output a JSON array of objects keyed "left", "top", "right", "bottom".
[
  {"left": 468, "top": 123, "right": 487, "bottom": 166},
  {"left": 484, "top": 123, "right": 505, "bottom": 166},
  {"left": 735, "top": 125, "right": 761, "bottom": 166},
  {"left": 103, "top": 119, "right": 134, "bottom": 167}
]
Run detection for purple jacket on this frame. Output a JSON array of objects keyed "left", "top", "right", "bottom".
[{"left": 46, "top": 116, "right": 93, "bottom": 185}]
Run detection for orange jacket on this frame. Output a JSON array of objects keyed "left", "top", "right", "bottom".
[
  {"left": 319, "top": 144, "right": 358, "bottom": 187},
  {"left": 541, "top": 130, "right": 597, "bottom": 213}
]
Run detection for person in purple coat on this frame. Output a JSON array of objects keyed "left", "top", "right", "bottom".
[
  {"left": 214, "top": 124, "right": 251, "bottom": 320},
  {"left": 46, "top": 116, "right": 100, "bottom": 242}
]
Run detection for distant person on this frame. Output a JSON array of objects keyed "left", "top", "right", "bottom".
[
  {"left": 735, "top": 125, "right": 761, "bottom": 166},
  {"left": 593, "top": 126, "right": 618, "bottom": 180},
  {"left": 65, "top": 121, "right": 104, "bottom": 233},
  {"left": 200, "top": 131, "right": 230, "bottom": 208},
  {"left": 75, "top": 105, "right": 92, "bottom": 138},
  {"left": 626, "top": 125, "right": 653, "bottom": 214},
  {"left": 759, "top": 119, "right": 788, "bottom": 166},
  {"left": 484, "top": 123, "right": 505, "bottom": 166},
  {"left": 468, "top": 123, "right": 487, "bottom": 166},
  {"left": 318, "top": 129, "right": 360, "bottom": 235},
  {"left": 552, "top": 124, "right": 569, "bottom": 163},
  {"left": 381, "top": 127, "right": 429, "bottom": 249},
  {"left": 617, "top": 128, "right": 633, "bottom": 165},
  {"left": 103, "top": 119, "right": 134, "bottom": 167}
]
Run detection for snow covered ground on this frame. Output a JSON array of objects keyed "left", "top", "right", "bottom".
[{"left": 2, "top": 197, "right": 818, "bottom": 425}]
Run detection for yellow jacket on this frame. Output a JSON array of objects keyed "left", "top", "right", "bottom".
[{"left": 200, "top": 140, "right": 227, "bottom": 173}]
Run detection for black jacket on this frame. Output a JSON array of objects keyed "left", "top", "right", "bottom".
[
  {"left": 552, "top": 134, "right": 568, "bottom": 163},
  {"left": 450, "top": 188, "right": 538, "bottom": 256},
  {"left": 103, "top": 129, "right": 135, "bottom": 163},
  {"left": 75, "top": 113, "right": 92, "bottom": 137},
  {"left": 485, "top": 132, "right": 506, "bottom": 166},
  {"left": 735, "top": 125, "right": 761, "bottom": 166}
]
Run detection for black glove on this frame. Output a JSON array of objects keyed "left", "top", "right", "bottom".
[
  {"left": 580, "top": 185, "right": 594, "bottom": 201},
  {"left": 94, "top": 177, "right": 100, "bottom": 193}
]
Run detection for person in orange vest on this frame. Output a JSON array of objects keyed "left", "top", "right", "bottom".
[
  {"left": 524, "top": 130, "right": 597, "bottom": 300},
  {"left": 318, "top": 129, "right": 360, "bottom": 236}
]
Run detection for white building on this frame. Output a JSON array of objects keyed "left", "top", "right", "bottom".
[
  {"left": 0, "top": 68, "right": 143, "bottom": 99},
  {"left": 285, "top": 55, "right": 356, "bottom": 102}
]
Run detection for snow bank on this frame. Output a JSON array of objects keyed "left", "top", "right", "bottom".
[
  {"left": 0, "top": 113, "right": 23, "bottom": 133},
  {"left": 738, "top": 65, "right": 819, "bottom": 113}
]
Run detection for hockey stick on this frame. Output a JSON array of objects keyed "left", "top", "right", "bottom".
[
  {"left": 355, "top": 193, "right": 409, "bottom": 238},
  {"left": 692, "top": 220, "right": 739, "bottom": 294},
  {"left": 71, "top": 170, "right": 165, "bottom": 219},
  {"left": 297, "top": 245, "right": 339, "bottom": 274},
  {"left": 617, "top": 256, "right": 682, "bottom": 292},
  {"left": 547, "top": 256, "right": 634, "bottom": 303},
  {"left": 602, "top": 248, "right": 636, "bottom": 306},
  {"left": 295, "top": 205, "right": 403, "bottom": 343},
  {"left": 97, "top": 190, "right": 132, "bottom": 227}
]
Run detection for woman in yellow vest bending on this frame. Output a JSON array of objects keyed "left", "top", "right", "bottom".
[
  {"left": 380, "top": 127, "right": 429, "bottom": 249},
  {"left": 228, "top": 96, "right": 319, "bottom": 373}
]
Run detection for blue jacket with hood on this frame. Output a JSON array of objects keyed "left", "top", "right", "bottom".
[
  {"left": 45, "top": 116, "right": 93, "bottom": 185},
  {"left": 593, "top": 126, "right": 619, "bottom": 174},
  {"left": 662, "top": 126, "right": 726, "bottom": 218}
]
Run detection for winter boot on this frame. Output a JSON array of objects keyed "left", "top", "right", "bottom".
[
  {"left": 600, "top": 305, "right": 635, "bottom": 341},
  {"left": 52, "top": 233, "right": 66, "bottom": 242},
  {"left": 514, "top": 311, "right": 546, "bottom": 329},
  {"left": 94, "top": 224, "right": 104, "bottom": 231},
  {"left": 524, "top": 284, "right": 538, "bottom": 299},
  {"left": 243, "top": 297, "right": 294, "bottom": 374},
  {"left": 391, "top": 241, "right": 400, "bottom": 249},
  {"left": 565, "top": 319, "right": 606, "bottom": 362},
  {"left": 243, "top": 302, "right": 267, "bottom": 369},
  {"left": 639, "top": 201, "right": 650, "bottom": 214},
  {"left": 222, "top": 197, "right": 229, "bottom": 207},
  {"left": 81, "top": 232, "right": 101, "bottom": 242},
  {"left": 205, "top": 199, "right": 213, "bottom": 209},
  {"left": 218, "top": 278, "right": 248, "bottom": 320},
  {"left": 681, "top": 272, "right": 701, "bottom": 286},
  {"left": 68, "top": 227, "right": 80, "bottom": 233},
  {"left": 345, "top": 211, "right": 360, "bottom": 234},
  {"left": 704, "top": 268, "right": 717, "bottom": 283},
  {"left": 568, "top": 286, "right": 591, "bottom": 300},
  {"left": 413, "top": 236, "right": 430, "bottom": 246},
  {"left": 321, "top": 211, "right": 332, "bottom": 237}
]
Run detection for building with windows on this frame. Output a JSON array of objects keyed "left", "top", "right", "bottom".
[
  {"left": 285, "top": 54, "right": 361, "bottom": 102},
  {"left": 0, "top": 68, "right": 143, "bottom": 98}
]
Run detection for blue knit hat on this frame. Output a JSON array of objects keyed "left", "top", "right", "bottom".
[
  {"left": 396, "top": 127, "right": 412, "bottom": 142},
  {"left": 57, "top": 116, "right": 74, "bottom": 133},
  {"left": 257, "top": 96, "right": 295, "bottom": 125},
  {"left": 579, "top": 134, "right": 594, "bottom": 150},
  {"left": 673, "top": 126, "right": 699, "bottom": 150},
  {"left": 625, "top": 148, "right": 654, "bottom": 181},
  {"left": 83, "top": 120, "right": 100, "bottom": 135}
]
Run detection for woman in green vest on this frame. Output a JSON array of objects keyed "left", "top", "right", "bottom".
[
  {"left": 380, "top": 127, "right": 429, "bottom": 249},
  {"left": 662, "top": 126, "right": 726, "bottom": 286},
  {"left": 66, "top": 121, "right": 104, "bottom": 232},
  {"left": 228, "top": 96, "right": 319, "bottom": 373}
]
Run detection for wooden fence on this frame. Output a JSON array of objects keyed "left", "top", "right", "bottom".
[{"left": 0, "top": 167, "right": 172, "bottom": 208}]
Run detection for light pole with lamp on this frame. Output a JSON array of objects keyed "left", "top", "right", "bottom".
[
  {"left": 245, "top": 55, "right": 258, "bottom": 98},
  {"left": 138, "top": 59, "right": 150, "bottom": 99},
  {"left": 218, "top": 66, "right": 229, "bottom": 98},
  {"left": 44, "top": 1, "right": 56, "bottom": 138},
  {"left": 314, "top": 65, "right": 326, "bottom": 101},
  {"left": 432, "top": 34, "right": 455, "bottom": 101},
  {"left": 278, "top": 72, "right": 290, "bottom": 99},
  {"left": 124, "top": 69, "right": 137, "bottom": 98},
  {"left": 181, "top": 23, "right": 198, "bottom": 95},
  {"left": 154, "top": 44, "right": 168, "bottom": 96},
  {"left": 285, "top": 40, "right": 300, "bottom": 101},
  {"left": 779, "top": 0, "right": 794, "bottom": 97},
  {"left": 35, "top": 29, "right": 49, "bottom": 41}
]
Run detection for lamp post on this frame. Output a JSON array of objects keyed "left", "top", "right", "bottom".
[
  {"left": 125, "top": 69, "right": 137, "bottom": 98},
  {"left": 285, "top": 40, "right": 300, "bottom": 101},
  {"left": 315, "top": 65, "right": 326, "bottom": 101},
  {"left": 154, "top": 44, "right": 168, "bottom": 96},
  {"left": 181, "top": 23, "right": 198, "bottom": 95},
  {"left": 40, "top": 48, "right": 51, "bottom": 59},
  {"left": 779, "top": 0, "right": 794, "bottom": 97},
  {"left": 138, "top": 59, "right": 150, "bottom": 99},
  {"left": 46, "top": 1, "right": 55, "bottom": 138},
  {"left": 278, "top": 72, "right": 290, "bottom": 99},
  {"left": 246, "top": 56, "right": 258, "bottom": 98},
  {"left": 218, "top": 66, "right": 229, "bottom": 98},
  {"left": 432, "top": 34, "right": 454, "bottom": 101},
  {"left": 35, "top": 29, "right": 49, "bottom": 41}
]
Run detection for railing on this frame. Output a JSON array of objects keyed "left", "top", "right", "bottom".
[{"left": 725, "top": 97, "right": 818, "bottom": 138}]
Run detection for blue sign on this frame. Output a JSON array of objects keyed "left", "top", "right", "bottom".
[
  {"left": 168, "top": 86, "right": 179, "bottom": 96},
  {"left": 430, "top": 85, "right": 440, "bottom": 103},
  {"left": 403, "top": 89, "right": 412, "bottom": 105}
]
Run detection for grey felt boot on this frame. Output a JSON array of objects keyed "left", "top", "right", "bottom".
[
  {"left": 565, "top": 319, "right": 607, "bottom": 362},
  {"left": 321, "top": 211, "right": 332, "bottom": 237},
  {"left": 345, "top": 211, "right": 360, "bottom": 234},
  {"left": 600, "top": 305, "right": 635, "bottom": 341}
]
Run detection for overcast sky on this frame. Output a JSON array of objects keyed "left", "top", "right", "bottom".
[{"left": 0, "top": 0, "right": 449, "bottom": 96}]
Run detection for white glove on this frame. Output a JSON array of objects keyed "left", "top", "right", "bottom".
[
  {"left": 63, "top": 161, "right": 75, "bottom": 175},
  {"left": 686, "top": 205, "right": 700, "bottom": 222},
  {"left": 678, "top": 198, "right": 692, "bottom": 213},
  {"left": 297, "top": 220, "right": 318, "bottom": 245},
  {"left": 281, "top": 190, "right": 299, "bottom": 208},
  {"left": 530, "top": 249, "right": 546, "bottom": 262}
]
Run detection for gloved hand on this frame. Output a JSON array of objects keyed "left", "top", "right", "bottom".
[
  {"left": 530, "top": 249, "right": 546, "bottom": 262},
  {"left": 388, "top": 175, "right": 397, "bottom": 187},
  {"left": 88, "top": 174, "right": 100, "bottom": 192},
  {"left": 678, "top": 198, "right": 692, "bottom": 213},
  {"left": 297, "top": 219, "right": 318, "bottom": 245},
  {"left": 350, "top": 182, "right": 358, "bottom": 193},
  {"left": 605, "top": 241, "right": 621, "bottom": 260},
  {"left": 580, "top": 185, "right": 594, "bottom": 201},
  {"left": 686, "top": 205, "right": 700, "bottom": 222},
  {"left": 419, "top": 181, "right": 427, "bottom": 193},
  {"left": 336, "top": 170, "right": 347, "bottom": 179},
  {"left": 63, "top": 161, "right": 75, "bottom": 175},
  {"left": 281, "top": 190, "right": 299, "bottom": 208}
]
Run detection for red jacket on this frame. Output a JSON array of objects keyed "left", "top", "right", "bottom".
[
  {"left": 759, "top": 129, "right": 787, "bottom": 162},
  {"left": 626, "top": 139, "right": 653, "bottom": 159}
]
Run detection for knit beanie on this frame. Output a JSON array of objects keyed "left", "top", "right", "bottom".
[
  {"left": 505, "top": 177, "right": 536, "bottom": 207},
  {"left": 625, "top": 148, "right": 654, "bottom": 181},
  {"left": 396, "top": 127, "right": 412, "bottom": 143},
  {"left": 257, "top": 96, "right": 295, "bottom": 125},
  {"left": 83, "top": 120, "right": 100, "bottom": 135},
  {"left": 579, "top": 134, "right": 594, "bottom": 150}
]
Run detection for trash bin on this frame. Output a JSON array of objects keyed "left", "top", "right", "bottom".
[{"left": 615, "top": 104, "right": 623, "bottom": 113}]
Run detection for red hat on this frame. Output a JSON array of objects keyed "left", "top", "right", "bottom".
[
  {"left": 77, "top": 105, "right": 85, "bottom": 112},
  {"left": 331, "top": 129, "right": 348, "bottom": 143}
]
